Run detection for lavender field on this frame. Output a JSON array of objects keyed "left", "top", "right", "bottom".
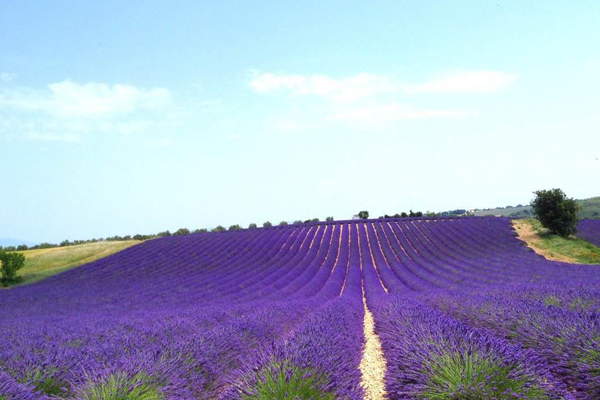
[
  {"left": 578, "top": 219, "right": 600, "bottom": 248},
  {"left": 2, "top": 217, "right": 600, "bottom": 399}
]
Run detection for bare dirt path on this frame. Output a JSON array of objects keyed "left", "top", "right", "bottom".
[
  {"left": 359, "top": 288, "right": 388, "bottom": 400},
  {"left": 512, "top": 219, "right": 579, "bottom": 263}
]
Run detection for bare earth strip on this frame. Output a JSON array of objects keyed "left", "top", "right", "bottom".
[
  {"left": 512, "top": 219, "right": 579, "bottom": 263},
  {"left": 359, "top": 290, "right": 388, "bottom": 400}
]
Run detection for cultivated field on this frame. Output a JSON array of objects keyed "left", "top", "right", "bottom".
[{"left": 2, "top": 218, "right": 600, "bottom": 399}]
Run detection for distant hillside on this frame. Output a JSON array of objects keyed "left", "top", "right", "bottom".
[
  {"left": 4, "top": 240, "right": 140, "bottom": 287},
  {"left": 474, "top": 196, "right": 600, "bottom": 219}
]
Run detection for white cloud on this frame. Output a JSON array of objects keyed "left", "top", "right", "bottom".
[
  {"left": 0, "top": 80, "right": 173, "bottom": 142},
  {"left": 328, "top": 103, "right": 472, "bottom": 123},
  {"left": 149, "top": 137, "right": 173, "bottom": 147},
  {"left": 249, "top": 71, "right": 396, "bottom": 102},
  {"left": 268, "top": 118, "right": 320, "bottom": 132},
  {"left": 26, "top": 132, "right": 81, "bottom": 142},
  {"left": 0, "top": 80, "right": 171, "bottom": 118},
  {"left": 406, "top": 70, "right": 516, "bottom": 94},
  {"left": 249, "top": 69, "right": 516, "bottom": 101},
  {"left": 1, "top": 73, "right": 17, "bottom": 82}
]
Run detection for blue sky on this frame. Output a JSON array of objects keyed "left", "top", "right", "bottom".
[{"left": 1, "top": 1, "right": 599, "bottom": 243}]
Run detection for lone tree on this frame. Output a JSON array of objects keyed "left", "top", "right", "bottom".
[
  {"left": 531, "top": 188, "right": 579, "bottom": 237},
  {"left": 0, "top": 251, "right": 26, "bottom": 286},
  {"left": 358, "top": 210, "right": 369, "bottom": 219}
]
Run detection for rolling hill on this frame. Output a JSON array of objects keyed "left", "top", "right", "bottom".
[{"left": 2, "top": 217, "right": 600, "bottom": 399}]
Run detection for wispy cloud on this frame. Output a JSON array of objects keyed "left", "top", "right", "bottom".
[
  {"left": 0, "top": 80, "right": 171, "bottom": 118},
  {"left": 249, "top": 71, "right": 396, "bottom": 102},
  {"left": 406, "top": 70, "right": 516, "bottom": 94},
  {"left": 250, "top": 69, "right": 504, "bottom": 126},
  {"left": 0, "top": 80, "right": 172, "bottom": 142},
  {"left": 328, "top": 103, "right": 472, "bottom": 123},
  {"left": 149, "top": 137, "right": 174, "bottom": 147},
  {"left": 249, "top": 69, "right": 516, "bottom": 100},
  {"left": 26, "top": 132, "right": 81, "bottom": 142},
  {"left": 1, "top": 73, "right": 17, "bottom": 82}
]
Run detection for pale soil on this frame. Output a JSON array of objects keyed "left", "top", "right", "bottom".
[
  {"left": 359, "top": 293, "right": 388, "bottom": 400},
  {"left": 512, "top": 220, "right": 579, "bottom": 263}
]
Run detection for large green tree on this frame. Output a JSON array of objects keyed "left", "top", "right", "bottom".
[
  {"left": 0, "top": 251, "right": 26, "bottom": 286},
  {"left": 531, "top": 188, "right": 579, "bottom": 237}
]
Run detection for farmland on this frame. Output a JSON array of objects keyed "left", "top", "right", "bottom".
[{"left": 2, "top": 217, "right": 600, "bottom": 399}]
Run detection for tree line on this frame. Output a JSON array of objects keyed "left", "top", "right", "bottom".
[{"left": 1, "top": 216, "right": 336, "bottom": 252}]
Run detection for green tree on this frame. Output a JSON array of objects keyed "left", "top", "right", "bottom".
[
  {"left": 248, "top": 223, "right": 258, "bottom": 229},
  {"left": 263, "top": 221, "right": 273, "bottom": 228},
  {"left": 293, "top": 220, "right": 303, "bottom": 225},
  {"left": 279, "top": 221, "right": 288, "bottom": 226},
  {"left": 193, "top": 228, "right": 208, "bottom": 234},
  {"left": 325, "top": 216, "right": 334, "bottom": 222},
  {"left": 0, "top": 251, "right": 26, "bottom": 286},
  {"left": 531, "top": 188, "right": 579, "bottom": 237},
  {"left": 358, "top": 210, "right": 369, "bottom": 219},
  {"left": 16, "top": 244, "right": 28, "bottom": 251},
  {"left": 173, "top": 228, "right": 191, "bottom": 236},
  {"left": 228, "top": 224, "right": 242, "bottom": 231},
  {"left": 212, "top": 225, "right": 226, "bottom": 232}
]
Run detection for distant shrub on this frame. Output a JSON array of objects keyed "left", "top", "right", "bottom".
[
  {"left": 325, "top": 216, "right": 334, "bottom": 222},
  {"left": 358, "top": 211, "right": 369, "bottom": 219},
  {"left": 248, "top": 223, "right": 258, "bottom": 229},
  {"left": 0, "top": 251, "right": 26, "bottom": 286},
  {"left": 173, "top": 228, "right": 191, "bottom": 236},
  {"left": 212, "top": 225, "right": 226, "bottom": 232},
  {"left": 278, "top": 221, "right": 288, "bottom": 226},
  {"left": 293, "top": 220, "right": 303, "bottom": 225},
  {"left": 193, "top": 228, "right": 208, "bottom": 234},
  {"left": 532, "top": 189, "right": 579, "bottom": 237},
  {"left": 229, "top": 224, "right": 242, "bottom": 231},
  {"left": 263, "top": 221, "right": 272, "bottom": 228},
  {"left": 157, "top": 231, "right": 171, "bottom": 237},
  {"left": 16, "top": 244, "right": 28, "bottom": 251}
]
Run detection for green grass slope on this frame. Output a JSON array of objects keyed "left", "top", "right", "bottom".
[
  {"left": 515, "top": 219, "right": 600, "bottom": 264},
  {"left": 7, "top": 240, "right": 140, "bottom": 287}
]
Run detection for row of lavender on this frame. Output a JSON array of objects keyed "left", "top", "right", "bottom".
[
  {"left": 1, "top": 217, "right": 600, "bottom": 399},
  {"left": 578, "top": 219, "right": 600, "bottom": 247}
]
